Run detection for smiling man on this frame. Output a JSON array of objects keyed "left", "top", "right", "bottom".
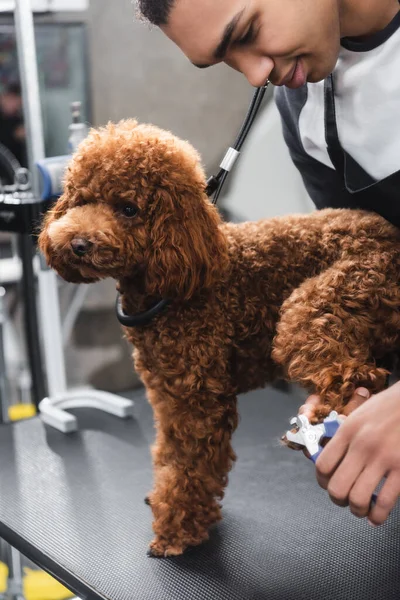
[
  {"left": 137, "top": 0, "right": 400, "bottom": 528},
  {"left": 139, "top": 0, "right": 400, "bottom": 225}
]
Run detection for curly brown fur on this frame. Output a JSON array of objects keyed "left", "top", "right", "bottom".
[{"left": 39, "top": 119, "right": 400, "bottom": 556}]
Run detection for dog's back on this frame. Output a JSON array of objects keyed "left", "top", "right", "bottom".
[{"left": 218, "top": 209, "right": 400, "bottom": 393}]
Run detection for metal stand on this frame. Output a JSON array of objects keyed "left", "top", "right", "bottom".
[
  {"left": 0, "top": 292, "right": 23, "bottom": 600},
  {"left": 0, "top": 288, "right": 10, "bottom": 425},
  {"left": 14, "top": 0, "right": 134, "bottom": 433},
  {"left": 16, "top": 235, "right": 45, "bottom": 406},
  {"left": 5, "top": 548, "right": 24, "bottom": 600},
  {"left": 39, "top": 390, "right": 134, "bottom": 434}
]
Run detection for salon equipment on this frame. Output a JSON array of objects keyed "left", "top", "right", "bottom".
[
  {"left": 0, "top": 169, "right": 49, "bottom": 234},
  {"left": 0, "top": 168, "right": 47, "bottom": 410},
  {"left": 13, "top": 0, "right": 134, "bottom": 434},
  {"left": 36, "top": 155, "right": 70, "bottom": 200},
  {"left": 68, "top": 101, "right": 88, "bottom": 153}
]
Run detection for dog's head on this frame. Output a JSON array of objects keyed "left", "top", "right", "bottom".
[{"left": 39, "top": 119, "right": 228, "bottom": 299}]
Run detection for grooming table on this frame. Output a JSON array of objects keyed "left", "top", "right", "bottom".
[{"left": 0, "top": 387, "right": 399, "bottom": 600}]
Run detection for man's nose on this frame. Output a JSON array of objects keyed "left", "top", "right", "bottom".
[
  {"left": 238, "top": 55, "right": 274, "bottom": 88},
  {"left": 71, "top": 237, "right": 93, "bottom": 257}
]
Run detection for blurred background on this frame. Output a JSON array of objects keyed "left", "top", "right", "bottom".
[{"left": 0, "top": 0, "right": 312, "bottom": 408}]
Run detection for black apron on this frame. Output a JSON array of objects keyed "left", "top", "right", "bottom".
[{"left": 324, "top": 74, "right": 400, "bottom": 227}]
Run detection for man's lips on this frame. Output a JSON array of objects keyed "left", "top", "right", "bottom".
[
  {"left": 285, "top": 58, "right": 307, "bottom": 89},
  {"left": 275, "top": 58, "right": 307, "bottom": 89},
  {"left": 280, "top": 61, "right": 298, "bottom": 86}
]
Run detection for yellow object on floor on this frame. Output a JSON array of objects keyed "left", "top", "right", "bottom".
[
  {"left": 1, "top": 407, "right": 72, "bottom": 600},
  {"left": 8, "top": 404, "right": 36, "bottom": 421},
  {"left": 0, "top": 561, "right": 8, "bottom": 594},
  {"left": 0, "top": 562, "right": 73, "bottom": 600},
  {"left": 23, "top": 568, "right": 74, "bottom": 600}
]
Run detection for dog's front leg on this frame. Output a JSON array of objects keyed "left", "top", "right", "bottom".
[
  {"left": 145, "top": 386, "right": 238, "bottom": 558},
  {"left": 273, "top": 257, "right": 400, "bottom": 421}
]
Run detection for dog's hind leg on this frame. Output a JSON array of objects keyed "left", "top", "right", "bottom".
[
  {"left": 145, "top": 382, "right": 238, "bottom": 557},
  {"left": 272, "top": 255, "right": 400, "bottom": 422}
]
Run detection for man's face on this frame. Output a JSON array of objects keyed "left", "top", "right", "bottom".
[
  {"left": 1, "top": 92, "right": 22, "bottom": 116},
  {"left": 162, "top": 0, "right": 341, "bottom": 88}
]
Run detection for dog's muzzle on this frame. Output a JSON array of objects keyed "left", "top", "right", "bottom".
[{"left": 71, "top": 237, "right": 93, "bottom": 257}]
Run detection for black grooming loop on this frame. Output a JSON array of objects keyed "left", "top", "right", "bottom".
[
  {"left": 206, "top": 83, "right": 270, "bottom": 204},
  {"left": 116, "top": 295, "right": 170, "bottom": 327},
  {"left": 116, "top": 82, "right": 270, "bottom": 327}
]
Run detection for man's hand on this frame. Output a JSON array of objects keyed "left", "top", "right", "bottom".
[{"left": 299, "top": 382, "right": 400, "bottom": 526}]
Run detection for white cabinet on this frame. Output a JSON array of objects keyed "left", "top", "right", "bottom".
[{"left": 0, "top": 0, "right": 88, "bottom": 11}]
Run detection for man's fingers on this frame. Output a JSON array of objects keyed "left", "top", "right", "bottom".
[
  {"left": 342, "top": 388, "right": 370, "bottom": 415},
  {"left": 368, "top": 471, "right": 400, "bottom": 526},
  {"left": 299, "top": 394, "right": 322, "bottom": 420},
  {"left": 315, "top": 427, "right": 351, "bottom": 488},
  {"left": 299, "top": 387, "right": 370, "bottom": 422},
  {"left": 348, "top": 464, "right": 385, "bottom": 518},
  {"left": 298, "top": 387, "right": 371, "bottom": 461},
  {"left": 314, "top": 387, "right": 371, "bottom": 474}
]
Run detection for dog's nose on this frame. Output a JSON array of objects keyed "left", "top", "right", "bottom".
[{"left": 71, "top": 238, "right": 92, "bottom": 257}]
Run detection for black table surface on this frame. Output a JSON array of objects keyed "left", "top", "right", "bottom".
[{"left": 0, "top": 386, "right": 399, "bottom": 600}]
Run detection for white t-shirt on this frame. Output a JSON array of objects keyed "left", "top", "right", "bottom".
[{"left": 275, "top": 9, "right": 400, "bottom": 225}]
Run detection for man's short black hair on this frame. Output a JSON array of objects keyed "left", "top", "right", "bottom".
[
  {"left": 137, "top": 0, "right": 175, "bottom": 25},
  {"left": 5, "top": 82, "right": 22, "bottom": 97}
]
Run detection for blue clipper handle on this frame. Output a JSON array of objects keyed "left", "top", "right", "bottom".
[
  {"left": 310, "top": 447, "right": 323, "bottom": 463},
  {"left": 324, "top": 420, "right": 341, "bottom": 438}
]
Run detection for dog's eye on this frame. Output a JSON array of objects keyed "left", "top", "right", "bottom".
[{"left": 120, "top": 204, "right": 138, "bottom": 218}]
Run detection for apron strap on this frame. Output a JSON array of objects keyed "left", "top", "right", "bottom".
[
  {"left": 324, "top": 74, "right": 346, "bottom": 174},
  {"left": 324, "top": 74, "right": 376, "bottom": 190},
  {"left": 323, "top": 72, "right": 400, "bottom": 226}
]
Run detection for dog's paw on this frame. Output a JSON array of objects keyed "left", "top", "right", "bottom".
[
  {"left": 147, "top": 537, "right": 186, "bottom": 558},
  {"left": 280, "top": 403, "right": 335, "bottom": 451},
  {"left": 304, "top": 403, "right": 336, "bottom": 424},
  {"left": 280, "top": 432, "right": 304, "bottom": 451}
]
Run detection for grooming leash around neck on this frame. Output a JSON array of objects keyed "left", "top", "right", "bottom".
[
  {"left": 116, "top": 294, "right": 170, "bottom": 327},
  {"left": 206, "top": 82, "right": 270, "bottom": 204},
  {"left": 115, "top": 82, "right": 270, "bottom": 328}
]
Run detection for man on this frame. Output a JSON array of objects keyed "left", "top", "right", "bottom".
[
  {"left": 137, "top": 0, "right": 400, "bottom": 527},
  {"left": 0, "top": 83, "right": 27, "bottom": 168}
]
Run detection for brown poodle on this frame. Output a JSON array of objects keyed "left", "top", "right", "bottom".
[{"left": 39, "top": 119, "right": 400, "bottom": 557}]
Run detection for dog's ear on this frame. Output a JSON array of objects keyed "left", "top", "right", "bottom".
[
  {"left": 38, "top": 193, "right": 70, "bottom": 257},
  {"left": 144, "top": 186, "right": 229, "bottom": 301},
  {"left": 46, "top": 192, "right": 71, "bottom": 222}
]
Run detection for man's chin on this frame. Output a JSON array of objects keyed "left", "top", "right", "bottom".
[
  {"left": 306, "top": 72, "right": 322, "bottom": 83},
  {"left": 309, "top": 54, "right": 340, "bottom": 84}
]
